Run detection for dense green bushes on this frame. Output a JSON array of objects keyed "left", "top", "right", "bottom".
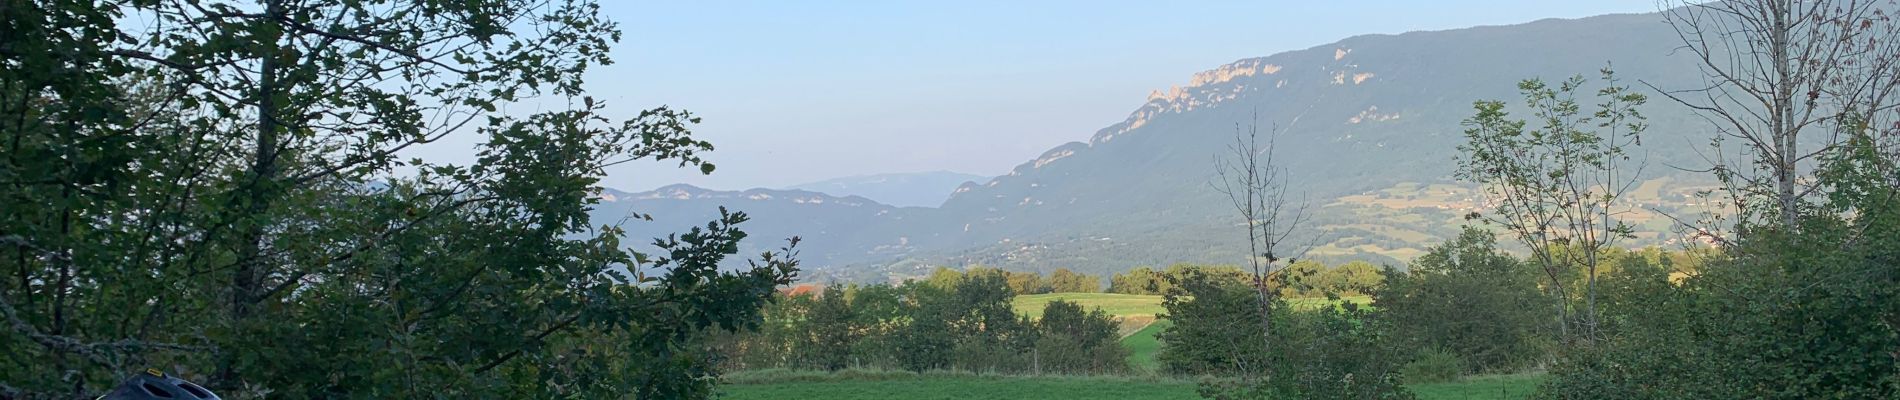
[
  {"left": 1155, "top": 266, "right": 1414, "bottom": 399},
  {"left": 1398, "top": 348, "right": 1466, "bottom": 384},
  {"left": 1152, "top": 267, "right": 1266, "bottom": 375},
  {"left": 723, "top": 274, "right": 1129, "bottom": 375},
  {"left": 1374, "top": 228, "right": 1552, "bottom": 374},
  {"left": 1534, "top": 217, "right": 1900, "bottom": 399}
]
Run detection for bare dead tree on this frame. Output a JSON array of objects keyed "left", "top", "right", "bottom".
[
  {"left": 1211, "top": 117, "right": 1312, "bottom": 377},
  {"left": 1656, "top": 0, "right": 1900, "bottom": 231}
]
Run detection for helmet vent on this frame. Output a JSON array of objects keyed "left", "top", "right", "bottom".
[
  {"left": 180, "top": 382, "right": 212, "bottom": 398},
  {"left": 141, "top": 382, "right": 176, "bottom": 398}
]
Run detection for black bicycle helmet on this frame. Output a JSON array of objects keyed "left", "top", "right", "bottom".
[{"left": 97, "top": 369, "right": 219, "bottom": 400}]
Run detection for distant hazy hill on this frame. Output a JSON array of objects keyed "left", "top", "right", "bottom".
[
  {"left": 596, "top": 185, "right": 921, "bottom": 271},
  {"left": 603, "top": 11, "right": 1732, "bottom": 283},
  {"left": 786, "top": 171, "right": 987, "bottom": 208}
]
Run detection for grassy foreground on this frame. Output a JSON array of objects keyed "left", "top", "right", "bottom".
[
  {"left": 722, "top": 373, "right": 1191, "bottom": 400},
  {"left": 1411, "top": 373, "right": 1545, "bottom": 399},
  {"left": 720, "top": 369, "right": 1545, "bottom": 400}
]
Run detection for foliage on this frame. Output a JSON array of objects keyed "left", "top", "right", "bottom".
[
  {"left": 727, "top": 276, "right": 1130, "bottom": 376},
  {"left": 946, "top": 271, "right": 1036, "bottom": 373},
  {"left": 800, "top": 284, "right": 861, "bottom": 371},
  {"left": 1375, "top": 228, "right": 1552, "bottom": 374},
  {"left": 922, "top": 266, "right": 1101, "bottom": 295},
  {"left": 1535, "top": 102, "right": 1900, "bottom": 399},
  {"left": 1109, "top": 266, "right": 1170, "bottom": 295},
  {"left": 1033, "top": 300, "right": 1130, "bottom": 374},
  {"left": 1155, "top": 268, "right": 1267, "bottom": 376},
  {"left": 1658, "top": 0, "right": 1900, "bottom": 230},
  {"left": 1008, "top": 271, "right": 1052, "bottom": 295},
  {"left": 0, "top": 1, "right": 799, "bottom": 398},
  {"left": 1457, "top": 68, "right": 1648, "bottom": 341},
  {"left": 1191, "top": 303, "right": 1416, "bottom": 400},
  {"left": 1157, "top": 267, "right": 1413, "bottom": 399},
  {"left": 1110, "top": 264, "right": 1250, "bottom": 295},
  {"left": 1313, "top": 261, "right": 1385, "bottom": 296},
  {"left": 1400, "top": 348, "right": 1467, "bottom": 385},
  {"left": 1536, "top": 214, "right": 1900, "bottom": 399},
  {"left": 1046, "top": 268, "right": 1102, "bottom": 293}
]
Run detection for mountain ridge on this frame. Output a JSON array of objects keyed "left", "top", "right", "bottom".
[
  {"left": 785, "top": 170, "right": 987, "bottom": 208},
  {"left": 603, "top": 11, "right": 1723, "bottom": 283}
]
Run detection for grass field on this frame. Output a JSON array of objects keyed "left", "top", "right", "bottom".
[
  {"left": 722, "top": 373, "right": 1194, "bottom": 400},
  {"left": 1012, "top": 293, "right": 1374, "bottom": 319},
  {"left": 720, "top": 370, "right": 1546, "bottom": 400},
  {"left": 1121, "top": 319, "right": 1171, "bottom": 371},
  {"left": 1013, "top": 293, "right": 1168, "bottom": 318},
  {"left": 1410, "top": 374, "right": 1545, "bottom": 400}
]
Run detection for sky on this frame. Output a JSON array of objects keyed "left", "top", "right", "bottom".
[{"left": 435, "top": 1, "right": 1671, "bottom": 192}]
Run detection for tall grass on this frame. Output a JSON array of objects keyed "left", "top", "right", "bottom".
[{"left": 722, "top": 369, "right": 1547, "bottom": 400}]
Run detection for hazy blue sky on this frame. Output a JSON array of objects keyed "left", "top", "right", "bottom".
[{"left": 439, "top": 1, "right": 1668, "bottom": 192}]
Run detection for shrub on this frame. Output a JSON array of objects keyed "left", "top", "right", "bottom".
[
  {"left": 1400, "top": 348, "right": 1465, "bottom": 384},
  {"left": 1536, "top": 217, "right": 1900, "bottom": 399},
  {"left": 1374, "top": 228, "right": 1551, "bottom": 374}
]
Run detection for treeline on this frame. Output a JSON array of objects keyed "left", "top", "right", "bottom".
[
  {"left": 718, "top": 234, "right": 1716, "bottom": 398},
  {"left": 717, "top": 270, "right": 1128, "bottom": 375},
  {"left": 917, "top": 266, "right": 1104, "bottom": 294},
  {"left": 1150, "top": 227, "right": 1708, "bottom": 380},
  {"left": 896, "top": 261, "right": 1388, "bottom": 298},
  {"left": 1106, "top": 261, "right": 1383, "bottom": 297}
]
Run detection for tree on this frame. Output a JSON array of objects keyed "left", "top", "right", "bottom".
[
  {"left": 1212, "top": 117, "right": 1313, "bottom": 377},
  {"left": 844, "top": 283, "right": 909, "bottom": 370},
  {"left": 1658, "top": 0, "right": 1900, "bottom": 231},
  {"left": 948, "top": 271, "right": 1035, "bottom": 373},
  {"left": 1156, "top": 269, "right": 1267, "bottom": 375},
  {"left": 726, "top": 292, "right": 810, "bottom": 370},
  {"left": 1007, "top": 271, "right": 1051, "bottom": 295},
  {"left": 1457, "top": 69, "right": 1647, "bottom": 342},
  {"left": 1532, "top": 1, "right": 1900, "bottom": 393},
  {"left": 800, "top": 284, "right": 860, "bottom": 371},
  {"left": 1537, "top": 202, "right": 1900, "bottom": 399},
  {"left": 923, "top": 266, "right": 965, "bottom": 290},
  {"left": 1047, "top": 268, "right": 1100, "bottom": 293},
  {"left": 1281, "top": 260, "right": 1328, "bottom": 298},
  {"left": 1160, "top": 268, "right": 1414, "bottom": 399},
  {"left": 1034, "top": 300, "right": 1129, "bottom": 374},
  {"left": 1319, "top": 261, "right": 1384, "bottom": 295},
  {"left": 894, "top": 283, "right": 958, "bottom": 373},
  {"left": 1375, "top": 228, "right": 1551, "bottom": 374},
  {"left": 1109, "top": 266, "right": 1165, "bottom": 295},
  {"left": 0, "top": 1, "right": 795, "bottom": 398}
]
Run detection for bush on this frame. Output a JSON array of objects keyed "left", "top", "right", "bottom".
[
  {"left": 1400, "top": 348, "right": 1465, "bottom": 384},
  {"left": 1158, "top": 268, "right": 1414, "bottom": 399},
  {"left": 1374, "top": 228, "right": 1551, "bottom": 374},
  {"left": 1155, "top": 268, "right": 1267, "bottom": 375},
  {"left": 1035, "top": 300, "right": 1131, "bottom": 374},
  {"left": 1536, "top": 216, "right": 1900, "bottom": 399}
]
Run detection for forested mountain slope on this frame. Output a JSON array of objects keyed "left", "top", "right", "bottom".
[{"left": 607, "top": 12, "right": 1725, "bottom": 282}]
